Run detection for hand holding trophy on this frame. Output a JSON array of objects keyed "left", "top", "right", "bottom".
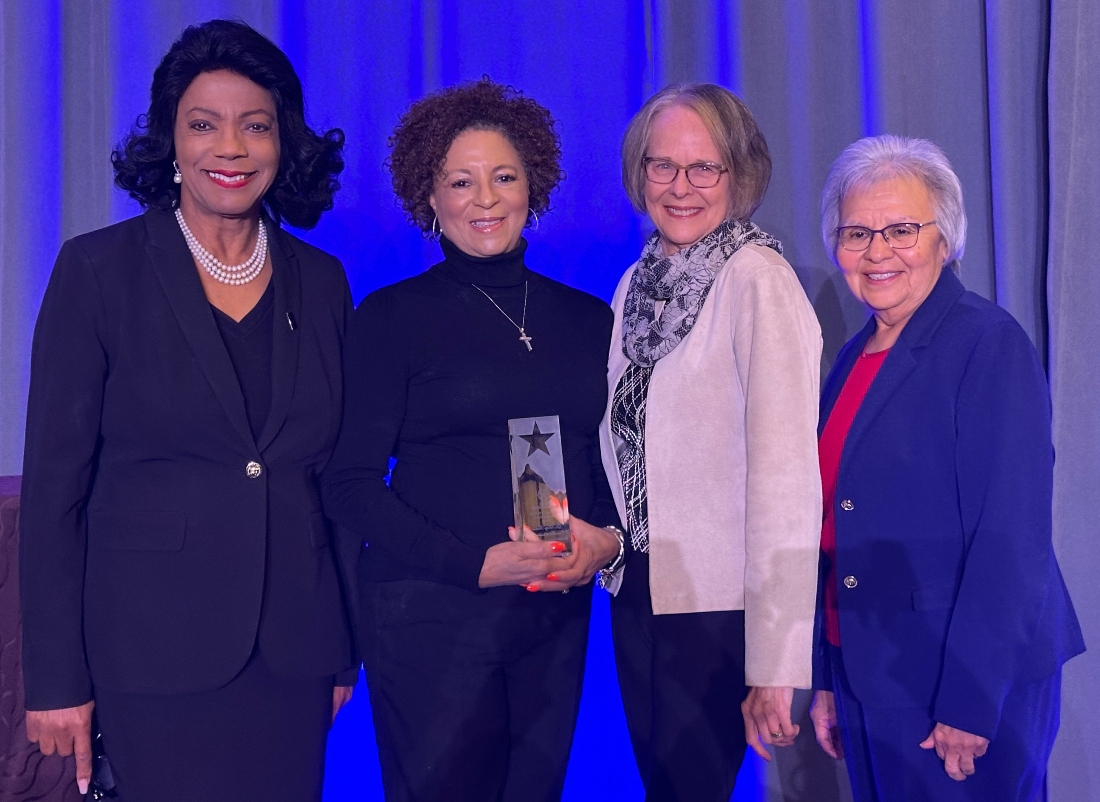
[{"left": 508, "top": 416, "right": 621, "bottom": 591}]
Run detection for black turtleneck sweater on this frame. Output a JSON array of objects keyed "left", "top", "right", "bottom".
[{"left": 322, "top": 237, "right": 617, "bottom": 593}]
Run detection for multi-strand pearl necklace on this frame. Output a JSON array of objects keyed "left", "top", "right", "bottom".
[{"left": 175, "top": 207, "right": 268, "bottom": 286}]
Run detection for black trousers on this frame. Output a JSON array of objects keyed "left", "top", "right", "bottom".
[
  {"left": 360, "top": 578, "right": 591, "bottom": 802},
  {"left": 94, "top": 647, "right": 334, "bottom": 802},
  {"left": 610, "top": 549, "right": 749, "bottom": 801}
]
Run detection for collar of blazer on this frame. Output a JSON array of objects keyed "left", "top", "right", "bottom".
[
  {"left": 143, "top": 207, "right": 303, "bottom": 453},
  {"left": 820, "top": 268, "right": 967, "bottom": 459}
]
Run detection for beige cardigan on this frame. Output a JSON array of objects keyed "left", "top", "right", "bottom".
[{"left": 600, "top": 244, "right": 823, "bottom": 688}]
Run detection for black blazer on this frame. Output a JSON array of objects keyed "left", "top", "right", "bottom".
[{"left": 20, "top": 209, "right": 356, "bottom": 711}]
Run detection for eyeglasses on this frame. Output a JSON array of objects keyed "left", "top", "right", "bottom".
[
  {"left": 836, "top": 221, "right": 937, "bottom": 252},
  {"left": 643, "top": 158, "right": 728, "bottom": 189}
]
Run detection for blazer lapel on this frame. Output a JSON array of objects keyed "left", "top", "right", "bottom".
[
  {"left": 837, "top": 269, "right": 967, "bottom": 461},
  {"left": 144, "top": 209, "right": 256, "bottom": 451},
  {"left": 839, "top": 337, "right": 919, "bottom": 461},
  {"left": 256, "top": 223, "right": 301, "bottom": 452}
]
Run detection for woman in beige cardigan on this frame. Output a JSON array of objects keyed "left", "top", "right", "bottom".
[{"left": 598, "top": 83, "right": 822, "bottom": 800}]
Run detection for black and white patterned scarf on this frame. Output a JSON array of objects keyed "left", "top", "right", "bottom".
[{"left": 621, "top": 219, "right": 783, "bottom": 367}]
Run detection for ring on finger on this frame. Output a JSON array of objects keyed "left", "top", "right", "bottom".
[{"left": 771, "top": 731, "right": 783, "bottom": 738}]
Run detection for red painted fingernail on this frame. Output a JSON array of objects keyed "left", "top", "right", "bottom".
[
  {"left": 551, "top": 541, "right": 566, "bottom": 553},
  {"left": 547, "top": 573, "right": 560, "bottom": 582},
  {"left": 526, "top": 584, "right": 539, "bottom": 592}
]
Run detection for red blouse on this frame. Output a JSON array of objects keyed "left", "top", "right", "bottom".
[{"left": 819, "top": 347, "right": 890, "bottom": 646}]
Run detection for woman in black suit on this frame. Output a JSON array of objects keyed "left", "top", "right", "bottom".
[{"left": 20, "top": 20, "right": 356, "bottom": 802}]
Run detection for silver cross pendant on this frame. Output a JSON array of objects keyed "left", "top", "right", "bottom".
[{"left": 519, "top": 328, "right": 533, "bottom": 351}]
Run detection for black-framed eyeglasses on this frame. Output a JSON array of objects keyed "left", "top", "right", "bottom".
[
  {"left": 835, "top": 220, "right": 937, "bottom": 252},
  {"left": 643, "top": 158, "right": 728, "bottom": 189}
]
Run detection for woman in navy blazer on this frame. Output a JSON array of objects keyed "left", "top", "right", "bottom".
[
  {"left": 20, "top": 21, "right": 356, "bottom": 802},
  {"left": 808, "top": 135, "right": 1084, "bottom": 801}
]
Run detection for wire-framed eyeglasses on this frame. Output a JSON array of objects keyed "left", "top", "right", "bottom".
[
  {"left": 836, "top": 221, "right": 937, "bottom": 252},
  {"left": 643, "top": 158, "right": 729, "bottom": 188}
]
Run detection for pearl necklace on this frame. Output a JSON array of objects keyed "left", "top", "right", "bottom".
[{"left": 175, "top": 208, "right": 268, "bottom": 286}]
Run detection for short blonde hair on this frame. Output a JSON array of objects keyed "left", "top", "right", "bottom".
[{"left": 621, "top": 83, "right": 772, "bottom": 221}]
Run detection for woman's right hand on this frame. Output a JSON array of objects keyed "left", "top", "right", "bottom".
[
  {"left": 478, "top": 539, "right": 575, "bottom": 589},
  {"left": 26, "top": 700, "right": 95, "bottom": 795},
  {"left": 810, "top": 690, "right": 843, "bottom": 759}
]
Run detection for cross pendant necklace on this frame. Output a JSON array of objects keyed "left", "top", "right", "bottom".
[{"left": 471, "top": 281, "right": 533, "bottom": 352}]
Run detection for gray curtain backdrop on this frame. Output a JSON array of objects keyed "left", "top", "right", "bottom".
[
  {"left": 1046, "top": 0, "right": 1100, "bottom": 800},
  {"left": 1, "top": 1, "right": 1096, "bottom": 800}
]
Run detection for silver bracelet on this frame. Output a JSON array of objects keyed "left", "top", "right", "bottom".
[{"left": 597, "top": 525, "right": 626, "bottom": 590}]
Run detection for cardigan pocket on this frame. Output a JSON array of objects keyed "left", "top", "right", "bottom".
[
  {"left": 911, "top": 579, "right": 958, "bottom": 611},
  {"left": 87, "top": 510, "right": 186, "bottom": 552}
]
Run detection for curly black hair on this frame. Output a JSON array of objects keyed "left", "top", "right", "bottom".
[
  {"left": 112, "top": 19, "right": 343, "bottom": 229},
  {"left": 387, "top": 78, "right": 563, "bottom": 233}
]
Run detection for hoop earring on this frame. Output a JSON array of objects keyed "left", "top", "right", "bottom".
[
  {"left": 431, "top": 215, "right": 441, "bottom": 240},
  {"left": 527, "top": 208, "right": 539, "bottom": 231},
  {"left": 172, "top": 160, "right": 182, "bottom": 184}
]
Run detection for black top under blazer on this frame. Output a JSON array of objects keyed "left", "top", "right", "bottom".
[{"left": 20, "top": 208, "right": 356, "bottom": 711}]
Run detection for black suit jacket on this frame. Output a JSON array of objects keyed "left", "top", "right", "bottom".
[{"left": 20, "top": 209, "right": 356, "bottom": 710}]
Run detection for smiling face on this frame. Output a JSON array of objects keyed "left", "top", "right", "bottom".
[
  {"left": 173, "top": 69, "right": 280, "bottom": 222},
  {"left": 429, "top": 128, "right": 529, "bottom": 258},
  {"left": 836, "top": 175, "right": 949, "bottom": 336},
  {"left": 643, "top": 105, "right": 731, "bottom": 256}
]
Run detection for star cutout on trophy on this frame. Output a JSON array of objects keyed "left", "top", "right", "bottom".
[{"left": 519, "top": 422, "right": 556, "bottom": 456}]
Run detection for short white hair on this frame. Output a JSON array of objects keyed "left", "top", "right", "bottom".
[{"left": 820, "top": 135, "right": 966, "bottom": 271}]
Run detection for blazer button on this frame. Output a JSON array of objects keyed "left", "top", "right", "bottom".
[
  {"left": 840, "top": 499, "right": 854, "bottom": 511},
  {"left": 245, "top": 461, "right": 263, "bottom": 479},
  {"left": 843, "top": 575, "right": 858, "bottom": 589}
]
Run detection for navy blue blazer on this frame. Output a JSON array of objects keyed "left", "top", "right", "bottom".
[
  {"left": 814, "top": 268, "right": 1084, "bottom": 740},
  {"left": 20, "top": 209, "right": 356, "bottom": 710}
]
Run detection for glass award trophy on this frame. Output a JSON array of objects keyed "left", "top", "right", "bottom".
[{"left": 508, "top": 415, "right": 571, "bottom": 553}]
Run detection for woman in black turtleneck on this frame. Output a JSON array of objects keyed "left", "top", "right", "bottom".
[{"left": 322, "top": 80, "right": 623, "bottom": 801}]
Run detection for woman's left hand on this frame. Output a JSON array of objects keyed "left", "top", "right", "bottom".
[
  {"left": 511, "top": 515, "right": 619, "bottom": 591},
  {"left": 920, "top": 722, "right": 989, "bottom": 780},
  {"left": 332, "top": 685, "right": 354, "bottom": 724},
  {"left": 742, "top": 685, "right": 799, "bottom": 760}
]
